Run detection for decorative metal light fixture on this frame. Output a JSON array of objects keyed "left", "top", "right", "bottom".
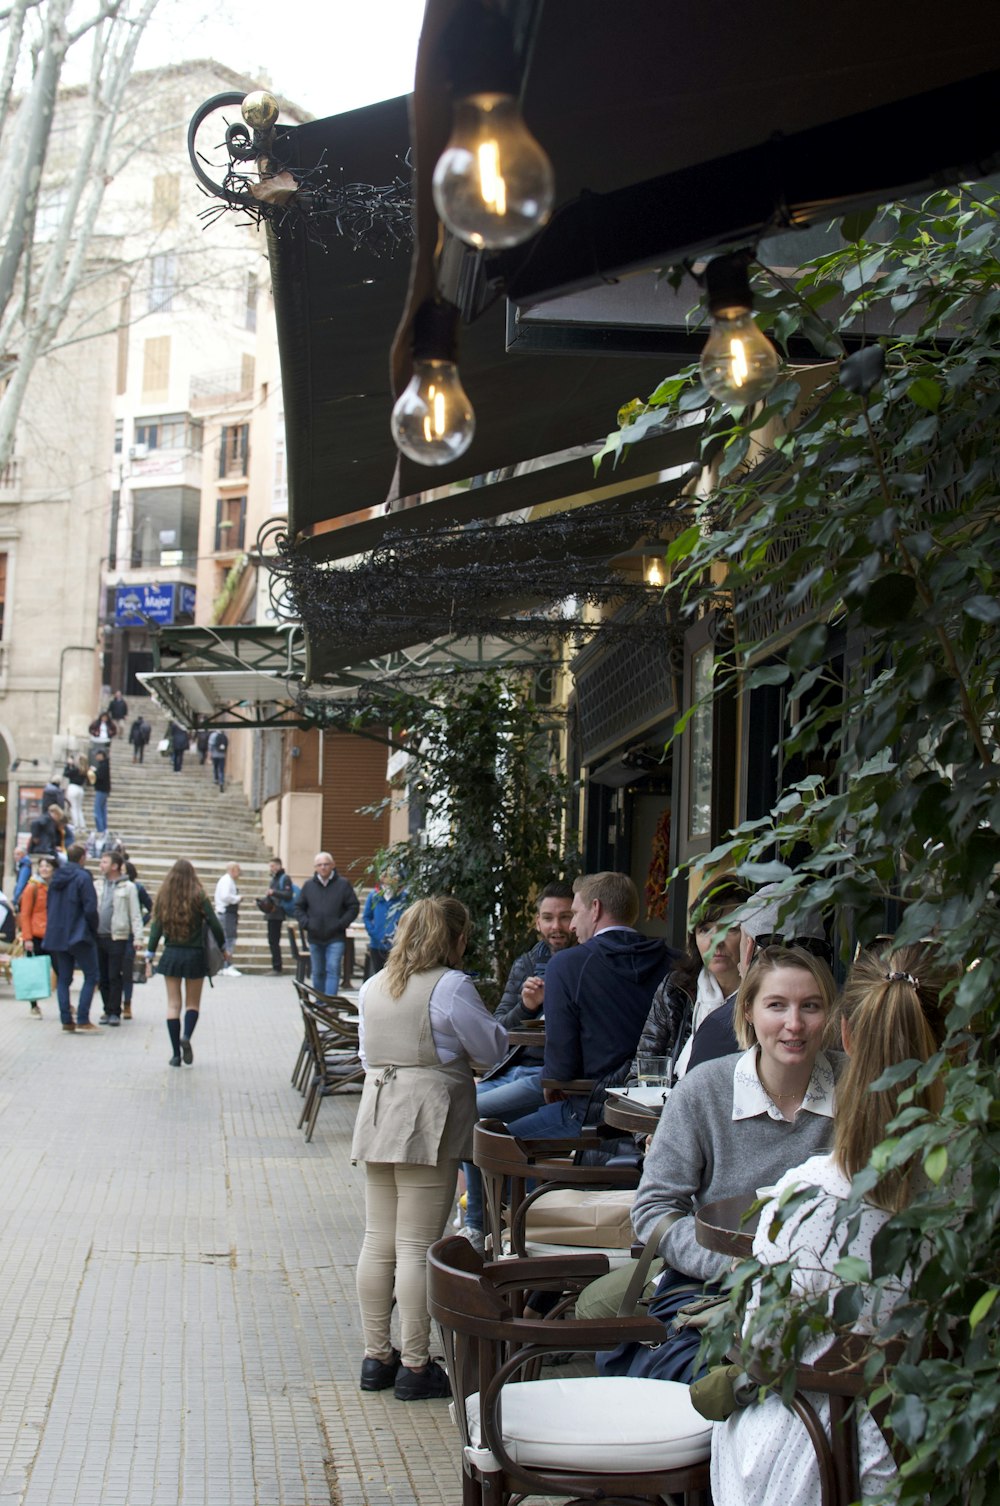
[
  {"left": 390, "top": 298, "right": 476, "bottom": 465},
  {"left": 699, "top": 251, "right": 780, "bottom": 408},
  {"left": 432, "top": 0, "right": 555, "bottom": 250}
]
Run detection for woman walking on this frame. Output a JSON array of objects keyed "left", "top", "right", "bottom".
[
  {"left": 19, "top": 856, "right": 55, "bottom": 1016},
  {"left": 146, "top": 859, "right": 229, "bottom": 1067},
  {"left": 63, "top": 755, "right": 88, "bottom": 833},
  {"left": 351, "top": 896, "right": 507, "bottom": 1400}
]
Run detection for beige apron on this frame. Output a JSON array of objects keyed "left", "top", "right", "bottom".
[{"left": 351, "top": 966, "right": 478, "bottom": 1166}]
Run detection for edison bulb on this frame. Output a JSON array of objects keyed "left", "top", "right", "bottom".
[
  {"left": 391, "top": 360, "right": 475, "bottom": 465},
  {"left": 699, "top": 310, "right": 780, "bottom": 408},
  {"left": 432, "top": 94, "right": 554, "bottom": 249}
]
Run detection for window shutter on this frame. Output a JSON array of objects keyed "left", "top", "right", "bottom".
[{"left": 141, "top": 336, "right": 170, "bottom": 401}]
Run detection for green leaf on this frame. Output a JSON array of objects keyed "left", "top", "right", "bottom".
[
  {"left": 962, "top": 595, "right": 1000, "bottom": 624},
  {"left": 840, "top": 207, "right": 877, "bottom": 243},
  {"left": 969, "top": 1288, "right": 999, "bottom": 1332},
  {"left": 923, "top": 1145, "right": 948, "bottom": 1184},
  {"left": 908, "top": 376, "right": 943, "bottom": 412},
  {"left": 665, "top": 525, "right": 701, "bottom": 566},
  {"left": 834, "top": 1256, "right": 871, "bottom": 1283},
  {"left": 859, "top": 572, "right": 917, "bottom": 628}
]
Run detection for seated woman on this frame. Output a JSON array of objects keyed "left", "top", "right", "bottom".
[
  {"left": 351, "top": 896, "right": 507, "bottom": 1402},
  {"left": 712, "top": 941, "right": 950, "bottom": 1506},
  {"left": 588, "top": 945, "right": 842, "bottom": 1380},
  {"left": 631, "top": 872, "right": 749, "bottom": 1084}
]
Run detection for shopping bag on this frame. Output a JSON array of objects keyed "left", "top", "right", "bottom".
[
  {"left": 157, "top": 738, "right": 170, "bottom": 756},
  {"left": 524, "top": 1188, "right": 636, "bottom": 1248},
  {"left": 12, "top": 952, "right": 53, "bottom": 1001}
]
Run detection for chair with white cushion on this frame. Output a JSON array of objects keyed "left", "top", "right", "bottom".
[{"left": 428, "top": 1234, "right": 712, "bottom": 1506}]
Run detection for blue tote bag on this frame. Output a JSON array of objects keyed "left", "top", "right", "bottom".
[{"left": 12, "top": 953, "right": 52, "bottom": 1001}]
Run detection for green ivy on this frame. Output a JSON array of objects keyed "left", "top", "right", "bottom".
[{"left": 604, "top": 186, "right": 1000, "bottom": 1502}]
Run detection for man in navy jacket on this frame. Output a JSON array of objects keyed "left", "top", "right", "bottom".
[
  {"left": 43, "top": 843, "right": 100, "bottom": 1032},
  {"left": 506, "top": 872, "right": 676, "bottom": 1140}
]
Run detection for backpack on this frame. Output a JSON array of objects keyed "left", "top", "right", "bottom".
[
  {"left": 0, "top": 899, "right": 15, "bottom": 943},
  {"left": 281, "top": 882, "right": 301, "bottom": 919}
]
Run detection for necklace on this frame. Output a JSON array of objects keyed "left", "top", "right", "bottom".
[{"left": 757, "top": 1069, "right": 806, "bottom": 1107}]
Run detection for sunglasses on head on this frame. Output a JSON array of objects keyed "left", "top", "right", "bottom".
[{"left": 751, "top": 936, "right": 833, "bottom": 965}]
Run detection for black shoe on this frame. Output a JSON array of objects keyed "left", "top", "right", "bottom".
[
  {"left": 169, "top": 1053, "right": 182, "bottom": 1067},
  {"left": 181, "top": 1037, "right": 193, "bottom": 1065},
  {"left": 393, "top": 1359, "right": 451, "bottom": 1401},
  {"left": 360, "top": 1348, "right": 400, "bottom": 1392}
]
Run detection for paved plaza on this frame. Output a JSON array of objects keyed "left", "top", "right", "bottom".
[{"left": 0, "top": 973, "right": 460, "bottom": 1506}]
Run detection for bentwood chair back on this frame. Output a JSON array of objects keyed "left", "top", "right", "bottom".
[{"left": 427, "top": 1235, "right": 712, "bottom": 1506}]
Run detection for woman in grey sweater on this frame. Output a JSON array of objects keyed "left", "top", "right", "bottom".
[{"left": 598, "top": 945, "right": 843, "bottom": 1382}]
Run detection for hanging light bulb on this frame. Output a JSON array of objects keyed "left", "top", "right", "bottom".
[
  {"left": 645, "top": 558, "right": 665, "bottom": 589},
  {"left": 432, "top": 2, "right": 554, "bottom": 250},
  {"left": 390, "top": 299, "right": 475, "bottom": 466},
  {"left": 699, "top": 253, "right": 780, "bottom": 409}
]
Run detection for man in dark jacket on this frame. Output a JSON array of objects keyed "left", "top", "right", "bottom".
[
  {"left": 295, "top": 851, "right": 359, "bottom": 996},
  {"left": 458, "top": 881, "right": 575, "bottom": 1249},
  {"left": 507, "top": 872, "right": 676, "bottom": 1140},
  {"left": 43, "top": 843, "right": 100, "bottom": 1032},
  {"left": 264, "top": 857, "right": 294, "bottom": 974},
  {"left": 91, "top": 750, "right": 111, "bottom": 833},
  {"left": 107, "top": 690, "right": 128, "bottom": 730}
]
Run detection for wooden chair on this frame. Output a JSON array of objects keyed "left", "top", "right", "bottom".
[
  {"left": 742, "top": 1333, "right": 906, "bottom": 1506},
  {"left": 473, "top": 1119, "right": 641, "bottom": 1288},
  {"left": 294, "top": 989, "right": 365, "bottom": 1142},
  {"left": 286, "top": 924, "right": 310, "bottom": 983},
  {"left": 428, "top": 1234, "right": 712, "bottom": 1506}
]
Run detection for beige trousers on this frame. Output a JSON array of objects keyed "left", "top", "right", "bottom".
[{"left": 356, "top": 1158, "right": 459, "bottom": 1369}]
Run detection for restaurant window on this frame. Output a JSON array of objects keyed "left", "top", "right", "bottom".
[
  {"left": 218, "top": 422, "right": 249, "bottom": 478},
  {"left": 215, "top": 495, "right": 246, "bottom": 551}
]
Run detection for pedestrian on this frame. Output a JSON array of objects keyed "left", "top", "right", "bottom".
[
  {"left": 12, "top": 845, "right": 32, "bottom": 904},
  {"left": 147, "top": 858, "right": 230, "bottom": 1067},
  {"left": 42, "top": 843, "right": 100, "bottom": 1034},
  {"left": 262, "top": 857, "right": 293, "bottom": 974},
  {"left": 107, "top": 689, "right": 128, "bottom": 732},
  {"left": 90, "top": 750, "right": 111, "bottom": 833},
  {"left": 19, "top": 855, "right": 55, "bottom": 1017},
  {"left": 121, "top": 861, "right": 152, "bottom": 1020},
  {"left": 210, "top": 729, "right": 228, "bottom": 790},
  {"left": 295, "top": 852, "right": 359, "bottom": 996},
  {"left": 351, "top": 896, "right": 507, "bottom": 1400},
  {"left": 28, "top": 803, "right": 68, "bottom": 858},
  {"left": 41, "top": 775, "right": 66, "bottom": 810},
  {"left": 213, "top": 863, "right": 242, "bottom": 976},
  {"left": 196, "top": 728, "right": 210, "bottom": 765},
  {"left": 362, "top": 867, "right": 408, "bottom": 974},
  {"left": 88, "top": 712, "right": 117, "bottom": 762},
  {"left": 128, "top": 715, "right": 148, "bottom": 763},
  {"left": 166, "top": 719, "right": 189, "bottom": 773},
  {"left": 63, "top": 754, "right": 88, "bottom": 830},
  {"left": 95, "top": 850, "right": 145, "bottom": 1026}
]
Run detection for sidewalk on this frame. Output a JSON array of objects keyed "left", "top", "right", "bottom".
[{"left": 0, "top": 974, "right": 460, "bottom": 1506}]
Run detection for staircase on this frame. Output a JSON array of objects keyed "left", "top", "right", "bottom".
[{"left": 81, "top": 700, "right": 279, "bottom": 974}]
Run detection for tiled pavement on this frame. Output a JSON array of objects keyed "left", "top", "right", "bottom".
[{"left": 0, "top": 973, "right": 461, "bottom": 1506}]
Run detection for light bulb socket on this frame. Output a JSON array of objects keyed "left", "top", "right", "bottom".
[
  {"left": 411, "top": 298, "right": 461, "bottom": 363},
  {"left": 441, "top": 0, "right": 521, "bottom": 99},
  {"left": 704, "top": 251, "right": 756, "bottom": 318}
]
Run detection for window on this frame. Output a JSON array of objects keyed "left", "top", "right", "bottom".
[
  {"left": 0, "top": 552, "right": 7, "bottom": 636},
  {"left": 133, "top": 413, "right": 200, "bottom": 452},
  {"left": 215, "top": 495, "right": 246, "bottom": 552},
  {"left": 152, "top": 174, "right": 180, "bottom": 230},
  {"left": 114, "top": 419, "right": 123, "bottom": 455},
  {"left": 142, "top": 336, "right": 170, "bottom": 401},
  {"left": 116, "top": 288, "right": 130, "bottom": 395},
  {"left": 108, "top": 491, "right": 120, "bottom": 569},
  {"left": 240, "top": 352, "right": 255, "bottom": 391},
  {"left": 130, "top": 486, "right": 200, "bottom": 568},
  {"left": 245, "top": 271, "right": 258, "bottom": 332},
  {"left": 35, "top": 188, "right": 68, "bottom": 242},
  {"left": 148, "top": 253, "right": 177, "bottom": 314},
  {"left": 218, "top": 423, "right": 249, "bottom": 478}
]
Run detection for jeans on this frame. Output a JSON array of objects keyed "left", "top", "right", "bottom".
[
  {"left": 309, "top": 939, "right": 344, "bottom": 997},
  {"left": 93, "top": 790, "right": 108, "bottom": 832},
  {"left": 505, "top": 1098, "right": 585, "bottom": 1141},
  {"left": 54, "top": 940, "right": 99, "bottom": 1025},
  {"left": 266, "top": 916, "right": 284, "bottom": 971},
  {"left": 97, "top": 935, "right": 128, "bottom": 1018},
  {"left": 211, "top": 755, "right": 226, "bottom": 789},
  {"left": 171, "top": 749, "right": 184, "bottom": 772},
  {"left": 221, "top": 908, "right": 238, "bottom": 952},
  {"left": 462, "top": 1065, "right": 545, "bottom": 1231}
]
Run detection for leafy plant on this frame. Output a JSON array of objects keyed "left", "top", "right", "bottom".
[
  {"left": 602, "top": 186, "right": 1000, "bottom": 1502},
  {"left": 354, "top": 670, "right": 578, "bottom": 995}
]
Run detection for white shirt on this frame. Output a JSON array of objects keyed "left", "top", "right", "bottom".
[
  {"left": 732, "top": 1047, "right": 837, "bottom": 1124},
  {"left": 357, "top": 968, "right": 507, "bottom": 1071},
  {"left": 214, "top": 873, "right": 240, "bottom": 915},
  {"left": 711, "top": 1153, "right": 899, "bottom": 1506}
]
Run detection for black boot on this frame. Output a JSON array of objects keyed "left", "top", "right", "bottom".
[{"left": 167, "top": 1017, "right": 182, "bottom": 1066}]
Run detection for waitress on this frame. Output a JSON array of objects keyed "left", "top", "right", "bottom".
[{"left": 351, "top": 895, "right": 507, "bottom": 1401}]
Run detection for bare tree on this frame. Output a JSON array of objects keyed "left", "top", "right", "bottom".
[{"left": 0, "top": 0, "right": 160, "bottom": 468}]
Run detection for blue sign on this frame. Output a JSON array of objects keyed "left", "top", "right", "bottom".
[
  {"left": 178, "top": 584, "right": 196, "bottom": 618},
  {"left": 115, "top": 583, "right": 179, "bottom": 626}
]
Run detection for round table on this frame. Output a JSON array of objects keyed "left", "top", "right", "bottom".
[
  {"left": 603, "top": 1095, "right": 663, "bottom": 1135},
  {"left": 694, "top": 1195, "right": 760, "bottom": 1260}
]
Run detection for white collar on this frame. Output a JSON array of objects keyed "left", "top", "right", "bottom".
[{"left": 731, "top": 1046, "right": 837, "bottom": 1123}]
